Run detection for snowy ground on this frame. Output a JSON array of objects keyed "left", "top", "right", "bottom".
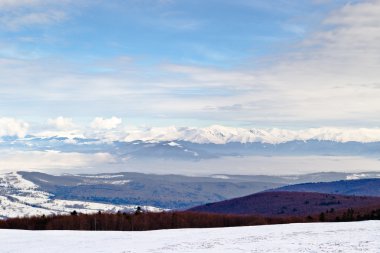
[{"left": 0, "top": 221, "right": 379, "bottom": 252}]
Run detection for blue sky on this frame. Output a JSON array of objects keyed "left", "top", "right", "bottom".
[
  {"left": 1, "top": 1, "right": 340, "bottom": 65},
  {"left": 2, "top": 0, "right": 380, "bottom": 174},
  {"left": 0, "top": 0, "right": 379, "bottom": 128}
]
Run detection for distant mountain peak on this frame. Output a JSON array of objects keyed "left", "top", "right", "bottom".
[{"left": 120, "top": 126, "right": 380, "bottom": 144}]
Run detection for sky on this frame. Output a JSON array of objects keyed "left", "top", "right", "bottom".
[
  {"left": 1, "top": 0, "right": 379, "bottom": 130},
  {"left": 2, "top": 0, "right": 380, "bottom": 175}
]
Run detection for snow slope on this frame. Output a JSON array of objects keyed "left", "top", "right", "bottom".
[
  {"left": 0, "top": 172, "right": 162, "bottom": 218},
  {"left": 0, "top": 221, "right": 379, "bottom": 252}
]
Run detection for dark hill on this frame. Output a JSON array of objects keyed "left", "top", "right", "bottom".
[
  {"left": 273, "top": 178, "right": 380, "bottom": 197},
  {"left": 189, "top": 191, "right": 380, "bottom": 216}
]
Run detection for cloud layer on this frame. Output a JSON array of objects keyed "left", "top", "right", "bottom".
[{"left": 0, "top": 150, "right": 115, "bottom": 172}]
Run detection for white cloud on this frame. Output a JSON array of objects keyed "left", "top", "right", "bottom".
[
  {"left": 3, "top": 11, "right": 67, "bottom": 30},
  {"left": 90, "top": 117, "right": 123, "bottom": 130},
  {"left": 47, "top": 116, "right": 76, "bottom": 130},
  {"left": 0, "top": 117, "right": 29, "bottom": 137},
  {"left": 0, "top": 0, "right": 44, "bottom": 8},
  {"left": 158, "top": 0, "right": 380, "bottom": 125},
  {"left": 162, "top": 64, "right": 256, "bottom": 88},
  {"left": 0, "top": 0, "right": 75, "bottom": 30},
  {"left": 0, "top": 150, "right": 116, "bottom": 172}
]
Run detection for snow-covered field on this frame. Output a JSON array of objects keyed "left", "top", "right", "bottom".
[{"left": 0, "top": 221, "right": 379, "bottom": 252}]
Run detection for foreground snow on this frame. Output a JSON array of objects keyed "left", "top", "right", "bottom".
[{"left": 0, "top": 221, "right": 379, "bottom": 252}]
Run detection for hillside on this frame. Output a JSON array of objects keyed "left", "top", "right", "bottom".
[
  {"left": 272, "top": 178, "right": 380, "bottom": 197},
  {"left": 189, "top": 191, "right": 380, "bottom": 216},
  {"left": 0, "top": 172, "right": 162, "bottom": 219}
]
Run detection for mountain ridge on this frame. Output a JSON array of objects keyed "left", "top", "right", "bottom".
[
  {"left": 271, "top": 178, "right": 380, "bottom": 197},
  {"left": 189, "top": 191, "right": 380, "bottom": 216}
]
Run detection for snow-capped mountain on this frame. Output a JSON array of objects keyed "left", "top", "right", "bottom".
[
  {"left": 9, "top": 125, "right": 380, "bottom": 145},
  {"left": 98, "top": 125, "right": 380, "bottom": 144},
  {"left": 0, "top": 172, "right": 163, "bottom": 219}
]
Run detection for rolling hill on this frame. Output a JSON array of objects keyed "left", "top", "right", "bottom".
[
  {"left": 272, "top": 178, "right": 380, "bottom": 197},
  {"left": 189, "top": 191, "right": 380, "bottom": 216}
]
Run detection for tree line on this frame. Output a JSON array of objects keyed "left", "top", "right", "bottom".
[{"left": 1, "top": 207, "right": 379, "bottom": 231}]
